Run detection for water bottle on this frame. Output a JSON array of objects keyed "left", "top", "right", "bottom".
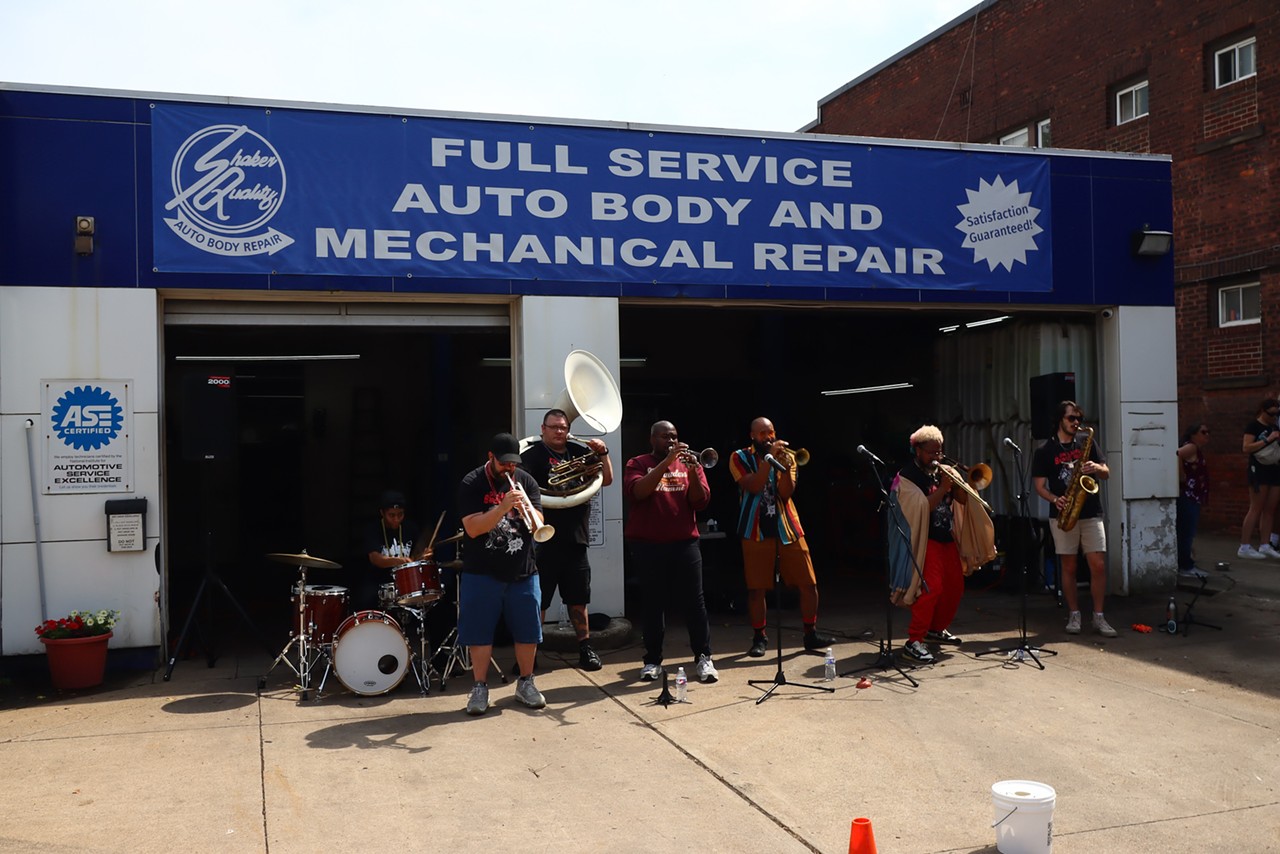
[
  {"left": 823, "top": 648, "right": 837, "bottom": 681},
  {"left": 557, "top": 604, "right": 570, "bottom": 632},
  {"left": 675, "top": 666, "right": 688, "bottom": 702},
  {"left": 1165, "top": 596, "right": 1177, "bottom": 634}
]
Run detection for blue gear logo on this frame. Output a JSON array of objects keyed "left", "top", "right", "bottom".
[{"left": 51, "top": 386, "right": 123, "bottom": 451}]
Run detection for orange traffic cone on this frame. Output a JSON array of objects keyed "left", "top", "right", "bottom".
[{"left": 848, "top": 816, "right": 878, "bottom": 854}]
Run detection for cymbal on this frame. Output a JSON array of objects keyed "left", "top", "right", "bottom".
[
  {"left": 433, "top": 531, "right": 465, "bottom": 547},
  {"left": 266, "top": 551, "right": 342, "bottom": 569},
  {"left": 440, "top": 560, "right": 464, "bottom": 570}
]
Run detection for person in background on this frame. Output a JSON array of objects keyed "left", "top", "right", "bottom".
[
  {"left": 362, "top": 490, "right": 419, "bottom": 610},
  {"left": 1176, "top": 422, "right": 1211, "bottom": 577},
  {"left": 1238, "top": 399, "right": 1280, "bottom": 560}
]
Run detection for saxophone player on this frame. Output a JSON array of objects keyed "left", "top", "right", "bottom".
[{"left": 1032, "top": 401, "right": 1116, "bottom": 637}]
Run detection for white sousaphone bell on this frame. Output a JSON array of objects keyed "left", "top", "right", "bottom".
[{"left": 519, "top": 350, "right": 623, "bottom": 509}]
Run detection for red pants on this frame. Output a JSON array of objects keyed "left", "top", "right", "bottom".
[{"left": 907, "top": 539, "right": 964, "bottom": 642}]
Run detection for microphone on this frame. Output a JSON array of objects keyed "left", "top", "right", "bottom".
[
  {"left": 763, "top": 453, "right": 788, "bottom": 473},
  {"left": 1003, "top": 437, "right": 1023, "bottom": 455},
  {"left": 856, "top": 444, "right": 885, "bottom": 466}
]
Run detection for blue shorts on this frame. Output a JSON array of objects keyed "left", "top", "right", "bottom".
[{"left": 457, "top": 572, "right": 543, "bottom": 646}]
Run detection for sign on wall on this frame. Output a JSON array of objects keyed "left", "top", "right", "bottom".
[
  {"left": 151, "top": 104, "right": 1052, "bottom": 292},
  {"left": 42, "top": 380, "right": 134, "bottom": 494}
]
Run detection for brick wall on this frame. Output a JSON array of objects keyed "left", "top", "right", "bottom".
[{"left": 810, "top": 0, "right": 1280, "bottom": 533}]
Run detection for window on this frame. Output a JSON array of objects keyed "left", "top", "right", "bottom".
[
  {"left": 1116, "top": 81, "right": 1149, "bottom": 124},
  {"left": 1215, "top": 37, "right": 1256, "bottom": 88},
  {"left": 1219, "top": 282, "right": 1261, "bottom": 327},
  {"left": 1000, "top": 128, "right": 1030, "bottom": 147},
  {"left": 1037, "top": 119, "right": 1052, "bottom": 148}
]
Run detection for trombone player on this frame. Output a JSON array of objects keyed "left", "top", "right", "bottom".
[
  {"left": 521, "top": 408, "right": 613, "bottom": 671},
  {"left": 729, "top": 417, "right": 835, "bottom": 656}
]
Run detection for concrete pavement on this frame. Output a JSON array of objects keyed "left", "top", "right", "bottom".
[{"left": 1, "top": 533, "right": 1278, "bottom": 853}]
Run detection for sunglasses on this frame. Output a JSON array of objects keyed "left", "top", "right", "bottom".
[
  {"left": 1065, "top": 415, "right": 1082, "bottom": 423},
  {"left": 1198, "top": 428, "right": 1210, "bottom": 435}
]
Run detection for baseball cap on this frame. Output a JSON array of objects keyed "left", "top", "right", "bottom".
[
  {"left": 378, "top": 490, "right": 406, "bottom": 510},
  {"left": 490, "top": 432, "right": 522, "bottom": 463}
]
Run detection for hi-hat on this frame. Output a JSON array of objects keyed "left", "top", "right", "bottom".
[
  {"left": 266, "top": 551, "right": 342, "bottom": 569},
  {"left": 434, "top": 531, "right": 465, "bottom": 547}
]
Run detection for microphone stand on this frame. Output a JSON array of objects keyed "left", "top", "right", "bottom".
[
  {"left": 975, "top": 442, "right": 1057, "bottom": 668},
  {"left": 842, "top": 455, "right": 924, "bottom": 687},
  {"left": 748, "top": 536, "right": 835, "bottom": 704}
]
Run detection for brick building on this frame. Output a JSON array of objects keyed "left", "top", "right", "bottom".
[{"left": 805, "top": 0, "right": 1279, "bottom": 535}]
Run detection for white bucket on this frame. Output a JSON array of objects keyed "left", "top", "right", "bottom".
[{"left": 991, "top": 779, "right": 1056, "bottom": 854}]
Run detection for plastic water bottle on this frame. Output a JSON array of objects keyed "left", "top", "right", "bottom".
[
  {"left": 1165, "top": 596, "right": 1177, "bottom": 633},
  {"left": 823, "top": 648, "right": 837, "bottom": 681},
  {"left": 675, "top": 666, "right": 688, "bottom": 702},
  {"left": 557, "top": 604, "right": 570, "bottom": 633}
]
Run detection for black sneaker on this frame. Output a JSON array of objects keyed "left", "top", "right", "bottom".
[
  {"left": 578, "top": 643, "right": 603, "bottom": 671},
  {"left": 925, "top": 629, "right": 963, "bottom": 645},
  {"left": 901, "top": 640, "right": 935, "bottom": 664},
  {"left": 747, "top": 635, "right": 769, "bottom": 657},
  {"left": 803, "top": 630, "right": 836, "bottom": 651}
]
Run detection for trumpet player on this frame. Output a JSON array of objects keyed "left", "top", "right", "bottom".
[
  {"left": 521, "top": 408, "right": 613, "bottom": 671},
  {"left": 1032, "top": 401, "right": 1115, "bottom": 638},
  {"left": 729, "top": 417, "right": 834, "bottom": 656},
  {"left": 623, "top": 420, "right": 718, "bottom": 685},
  {"left": 456, "top": 433, "right": 548, "bottom": 716}
]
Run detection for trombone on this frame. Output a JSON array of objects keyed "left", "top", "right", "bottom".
[
  {"left": 933, "top": 456, "right": 993, "bottom": 513},
  {"left": 505, "top": 473, "right": 555, "bottom": 543}
]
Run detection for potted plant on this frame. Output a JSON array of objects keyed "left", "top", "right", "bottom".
[{"left": 34, "top": 609, "right": 120, "bottom": 690}]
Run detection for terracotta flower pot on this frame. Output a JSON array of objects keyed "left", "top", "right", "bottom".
[{"left": 40, "top": 632, "right": 113, "bottom": 690}]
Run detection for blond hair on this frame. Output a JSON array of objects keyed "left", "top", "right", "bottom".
[{"left": 909, "top": 424, "right": 943, "bottom": 447}]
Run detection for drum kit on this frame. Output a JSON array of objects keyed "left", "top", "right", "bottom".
[{"left": 257, "top": 533, "right": 482, "bottom": 702}]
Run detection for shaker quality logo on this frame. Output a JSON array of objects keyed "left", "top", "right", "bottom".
[{"left": 164, "top": 124, "right": 294, "bottom": 257}]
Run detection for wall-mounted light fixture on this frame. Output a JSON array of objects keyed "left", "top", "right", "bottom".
[
  {"left": 1131, "top": 226, "right": 1172, "bottom": 257},
  {"left": 74, "top": 216, "right": 95, "bottom": 256}
]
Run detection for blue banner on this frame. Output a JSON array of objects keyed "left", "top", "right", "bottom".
[{"left": 151, "top": 103, "right": 1052, "bottom": 292}]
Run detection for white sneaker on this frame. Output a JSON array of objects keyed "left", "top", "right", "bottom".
[
  {"left": 1238, "top": 545, "right": 1266, "bottom": 559},
  {"left": 1092, "top": 613, "right": 1118, "bottom": 638},
  {"left": 1259, "top": 544, "right": 1280, "bottom": 559},
  {"left": 695, "top": 654, "right": 719, "bottom": 683},
  {"left": 902, "top": 640, "right": 935, "bottom": 663},
  {"left": 639, "top": 663, "right": 663, "bottom": 681},
  {"left": 1064, "top": 611, "right": 1082, "bottom": 634}
]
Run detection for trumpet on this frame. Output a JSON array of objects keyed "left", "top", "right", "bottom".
[
  {"left": 775, "top": 444, "right": 811, "bottom": 467},
  {"left": 505, "top": 473, "right": 555, "bottom": 543},
  {"left": 678, "top": 446, "right": 719, "bottom": 469},
  {"left": 932, "top": 460, "right": 993, "bottom": 514}
]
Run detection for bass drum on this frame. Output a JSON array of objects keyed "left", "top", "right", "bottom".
[{"left": 330, "top": 610, "right": 410, "bottom": 696}]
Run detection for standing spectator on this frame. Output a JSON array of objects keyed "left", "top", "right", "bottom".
[
  {"left": 1176, "top": 422, "right": 1210, "bottom": 576},
  {"left": 1238, "top": 399, "right": 1280, "bottom": 560}
]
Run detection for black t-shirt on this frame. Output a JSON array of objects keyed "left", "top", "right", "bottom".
[
  {"left": 1245, "top": 419, "right": 1276, "bottom": 467},
  {"left": 362, "top": 518, "right": 421, "bottom": 570},
  {"left": 1031, "top": 434, "right": 1105, "bottom": 519},
  {"left": 456, "top": 463, "right": 541, "bottom": 581},
  {"left": 898, "top": 460, "right": 954, "bottom": 543},
  {"left": 521, "top": 440, "right": 593, "bottom": 545}
]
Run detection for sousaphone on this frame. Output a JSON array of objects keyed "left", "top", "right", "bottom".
[{"left": 519, "top": 350, "right": 623, "bottom": 509}]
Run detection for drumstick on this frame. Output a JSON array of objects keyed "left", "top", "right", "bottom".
[{"left": 424, "top": 511, "right": 446, "bottom": 554}]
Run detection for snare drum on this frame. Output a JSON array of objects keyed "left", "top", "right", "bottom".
[
  {"left": 392, "top": 559, "right": 444, "bottom": 606},
  {"left": 290, "top": 584, "right": 349, "bottom": 643},
  {"left": 330, "top": 610, "right": 410, "bottom": 695}
]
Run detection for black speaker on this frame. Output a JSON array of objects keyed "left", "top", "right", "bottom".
[
  {"left": 1029, "top": 372, "right": 1076, "bottom": 440},
  {"left": 181, "top": 370, "right": 238, "bottom": 461}
]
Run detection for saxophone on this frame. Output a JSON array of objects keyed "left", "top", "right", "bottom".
[{"left": 1058, "top": 426, "right": 1099, "bottom": 531}]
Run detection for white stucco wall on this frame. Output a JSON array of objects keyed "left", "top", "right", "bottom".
[{"left": 1, "top": 287, "right": 162, "bottom": 655}]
